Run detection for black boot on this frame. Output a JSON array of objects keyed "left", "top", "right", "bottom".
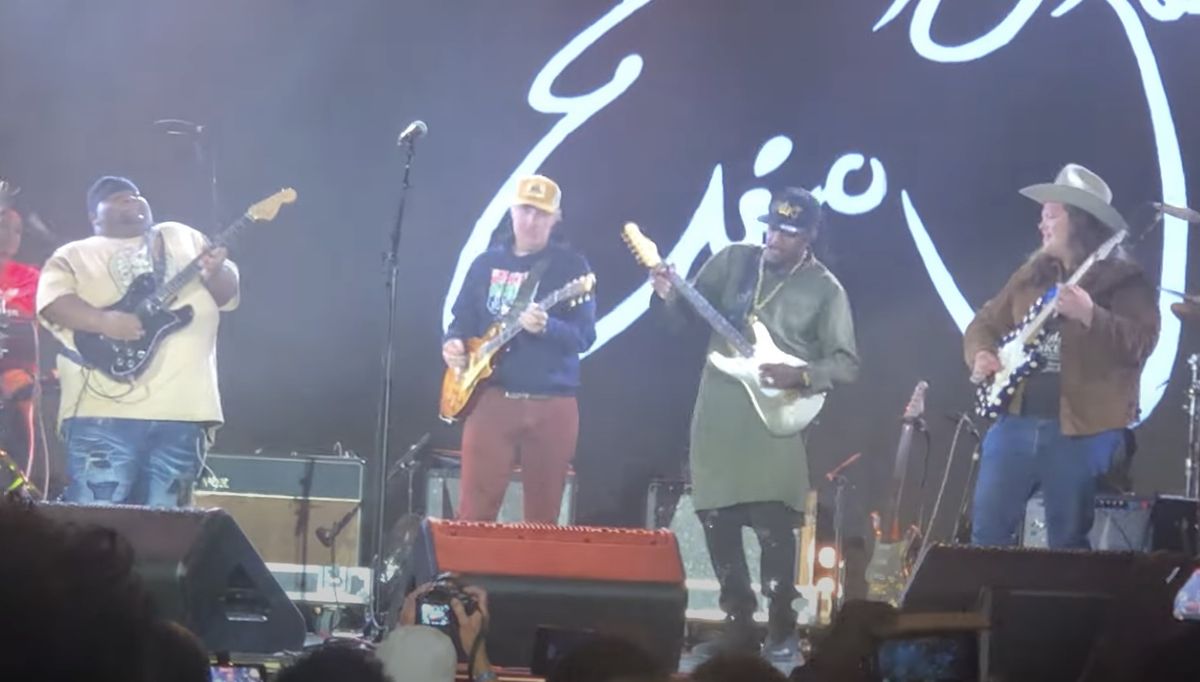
[
  {"left": 693, "top": 611, "right": 760, "bottom": 658},
  {"left": 762, "top": 601, "right": 801, "bottom": 663}
]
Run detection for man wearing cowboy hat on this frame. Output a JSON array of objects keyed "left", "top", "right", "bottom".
[
  {"left": 443, "top": 174, "right": 596, "bottom": 523},
  {"left": 965, "top": 163, "right": 1159, "bottom": 549},
  {"left": 651, "top": 186, "right": 859, "bottom": 659}
]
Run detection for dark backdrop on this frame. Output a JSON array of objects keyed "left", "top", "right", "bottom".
[{"left": 2, "top": 1, "right": 1198, "bottom": 562}]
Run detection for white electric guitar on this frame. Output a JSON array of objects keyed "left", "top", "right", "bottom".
[{"left": 622, "top": 223, "right": 823, "bottom": 436}]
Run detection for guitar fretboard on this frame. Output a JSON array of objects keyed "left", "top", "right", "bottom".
[
  {"left": 148, "top": 215, "right": 255, "bottom": 307},
  {"left": 1016, "top": 230, "right": 1127, "bottom": 345},
  {"left": 666, "top": 269, "right": 754, "bottom": 358},
  {"left": 479, "top": 284, "right": 579, "bottom": 355}
]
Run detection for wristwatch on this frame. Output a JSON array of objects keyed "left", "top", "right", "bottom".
[{"left": 474, "top": 670, "right": 498, "bottom": 682}]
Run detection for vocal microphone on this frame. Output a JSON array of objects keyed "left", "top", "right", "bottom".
[
  {"left": 397, "top": 120, "right": 428, "bottom": 145},
  {"left": 1152, "top": 201, "right": 1200, "bottom": 224},
  {"left": 945, "top": 412, "right": 982, "bottom": 441},
  {"left": 153, "top": 118, "right": 204, "bottom": 136},
  {"left": 316, "top": 503, "right": 362, "bottom": 548}
]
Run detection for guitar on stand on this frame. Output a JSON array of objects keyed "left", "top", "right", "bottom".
[{"left": 865, "top": 380, "right": 929, "bottom": 605}]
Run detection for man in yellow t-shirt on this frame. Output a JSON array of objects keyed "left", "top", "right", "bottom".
[{"left": 36, "top": 176, "right": 239, "bottom": 507}]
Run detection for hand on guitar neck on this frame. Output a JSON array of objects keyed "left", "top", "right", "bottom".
[{"left": 649, "top": 264, "right": 676, "bottom": 300}]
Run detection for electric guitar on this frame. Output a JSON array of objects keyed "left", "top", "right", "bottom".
[
  {"left": 621, "top": 222, "right": 823, "bottom": 436},
  {"left": 865, "top": 380, "right": 929, "bottom": 606},
  {"left": 74, "top": 188, "right": 297, "bottom": 380},
  {"left": 438, "top": 273, "right": 596, "bottom": 422},
  {"left": 974, "top": 227, "right": 1128, "bottom": 418}
]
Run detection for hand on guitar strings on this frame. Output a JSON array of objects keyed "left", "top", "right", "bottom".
[
  {"left": 1055, "top": 283, "right": 1095, "bottom": 327},
  {"left": 970, "top": 350, "right": 1002, "bottom": 384},
  {"left": 759, "top": 363, "right": 809, "bottom": 391},
  {"left": 518, "top": 303, "right": 549, "bottom": 335},
  {"left": 99, "top": 310, "right": 144, "bottom": 341},
  {"left": 198, "top": 246, "right": 229, "bottom": 281},
  {"left": 649, "top": 264, "right": 675, "bottom": 300},
  {"left": 442, "top": 338, "right": 468, "bottom": 371}
]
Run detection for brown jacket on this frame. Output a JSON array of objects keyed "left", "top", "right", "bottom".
[{"left": 963, "top": 254, "right": 1160, "bottom": 435}]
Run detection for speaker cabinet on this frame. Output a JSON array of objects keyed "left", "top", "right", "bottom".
[
  {"left": 38, "top": 502, "right": 306, "bottom": 655},
  {"left": 406, "top": 518, "right": 687, "bottom": 671}
]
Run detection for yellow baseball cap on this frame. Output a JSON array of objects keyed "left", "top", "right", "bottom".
[{"left": 512, "top": 174, "right": 561, "bottom": 214}]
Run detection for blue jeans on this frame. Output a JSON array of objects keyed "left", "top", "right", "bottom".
[
  {"left": 971, "top": 415, "right": 1123, "bottom": 549},
  {"left": 62, "top": 418, "right": 208, "bottom": 508}
]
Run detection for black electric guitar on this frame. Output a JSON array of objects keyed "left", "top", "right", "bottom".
[
  {"left": 865, "top": 380, "right": 929, "bottom": 605},
  {"left": 75, "top": 188, "right": 296, "bottom": 380}
]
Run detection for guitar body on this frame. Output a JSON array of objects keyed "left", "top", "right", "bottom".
[
  {"left": 74, "top": 273, "right": 194, "bottom": 380},
  {"left": 705, "top": 320, "right": 825, "bottom": 436},
  {"left": 439, "top": 331, "right": 499, "bottom": 422},
  {"left": 864, "top": 525, "right": 923, "bottom": 605},
  {"left": 437, "top": 274, "right": 595, "bottom": 423},
  {"left": 975, "top": 296, "right": 1050, "bottom": 418}
]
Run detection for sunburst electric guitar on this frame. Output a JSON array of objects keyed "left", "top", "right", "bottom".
[
  {"left": 74, "top": 188, "right": 297, "bottom": 381},
  {"left": 438, "top": 273, "right": 596, "bottom": 422},
  {"left": 621, "top": 222, "right": 823, "bottom": 436},
  {"left": 865, "top": 380, "right": 929, "bottom": 605}
]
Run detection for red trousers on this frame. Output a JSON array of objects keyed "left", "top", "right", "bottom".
[{"left": 458, "top": 387, "right": 578, "bottom": 523}]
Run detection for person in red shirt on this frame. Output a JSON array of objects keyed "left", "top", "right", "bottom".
[{"left": 0, "top": 179, "right": 43, "bottom": 490}]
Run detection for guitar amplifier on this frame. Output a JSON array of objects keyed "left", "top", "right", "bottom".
[
  {"left": 1022, "top": 493, "right": 1198, "bottom": 552},
  {"left": 194, "top": 453, "right": 364, "bottom": 567},
  {"left": 423, "top": 450, "right": 576, "bottom": 524}
]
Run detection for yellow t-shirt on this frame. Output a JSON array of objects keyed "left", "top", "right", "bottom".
[{"left": 36, "top": 221, "right": 239, "bottom": 428}]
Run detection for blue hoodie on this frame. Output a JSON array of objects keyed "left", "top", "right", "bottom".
[{"left": 445, "top": 243, "right": 596, "bottom": 395}]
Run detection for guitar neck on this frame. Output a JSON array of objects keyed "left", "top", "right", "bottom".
[
  {"left": 151, "top": 216, "right": 251, "bottom": 305},
  {"left": 481, "top": 287, "right": 573, "bottom": 354},
  {"left": 1017, "top": 250, "right": 1105, "bottom": 345},
  {"left": 879, "top": 422, "right": 917, "bottom": 543},
  {"left": 666, "top": 269, "right": 754, "bottom": 357}
]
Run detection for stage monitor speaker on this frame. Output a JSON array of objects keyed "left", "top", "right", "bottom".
[
  {"left": 39, "top": 502, "right": 306, "bottom": 655},
  {"left": 406, "top": 518, "right": 687, "bottom": 671},
  {"left": 901, "top": 543, "right": 1166, "bottom": 682}
]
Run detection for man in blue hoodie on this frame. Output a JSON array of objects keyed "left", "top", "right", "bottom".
[{"left": 443, "top": 175, "right": 596, "bottom": 523}]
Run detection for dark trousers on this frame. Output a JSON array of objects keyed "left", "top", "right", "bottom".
[{"left": 697, "top": 501, "right": 800, "bottom": 624}]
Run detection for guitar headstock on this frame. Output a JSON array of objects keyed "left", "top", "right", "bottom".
[
  {"left": 561, "top": 273, "right": 596, "bottom": 306},
  {"left": 246, "top": 188, "right": 298, "bottom": 222},
  {"left": 621, "top": 222, "right": 663, "bottom": 269},
  {"left": 902, "top": 380, "right": 929, "bottom": 422}
]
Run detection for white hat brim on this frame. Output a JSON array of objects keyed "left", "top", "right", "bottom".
[{"left": 1019, "top": 183, "right": 1129, "bottom": 233}]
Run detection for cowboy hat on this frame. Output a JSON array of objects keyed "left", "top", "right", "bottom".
[{"left": 1019, "top": 163, "right": 1129, "bottom": 233}]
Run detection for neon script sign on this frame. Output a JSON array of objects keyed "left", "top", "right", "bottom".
[{"left": 444, "top": 0, "right": 1192, "bottom": 418}]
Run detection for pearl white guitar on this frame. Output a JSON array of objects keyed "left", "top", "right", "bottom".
[{"left": 622, "top": 223, "right": 823, "bottom": 436}]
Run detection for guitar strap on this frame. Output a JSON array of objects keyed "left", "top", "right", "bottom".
[
  {"left": 727, "top": 250, "right": 762, "bottom": 332},
  {"left": 143, "top": 226, "right": 167, "bottom": 285},
  {"left": 499, "top": 255, "right": 552, "bottom": 324}
]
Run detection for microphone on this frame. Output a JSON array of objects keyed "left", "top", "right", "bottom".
[
  {"left": 153, "top": 118, "right": 204, "bottom": 136},
  {"left": 316, "top": 503, "right": 362, "bottom": 548},
  {"left": 397, "top": 120, "right": 428, "bottom": 145},
  {"left": 1152, "top": 201, "right": 1200, "bottom": 224}
]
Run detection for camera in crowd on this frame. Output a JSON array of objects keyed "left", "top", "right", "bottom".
[{"left": 415, "top": 573, "right": 478, "bottom": 637}]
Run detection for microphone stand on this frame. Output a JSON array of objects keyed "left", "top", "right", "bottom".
[
  {"left": 370, "top": 137, "right": 418, "bottom": 632},
  {"left": 824, "top": 452, "right": 861, "bottom": 617}
]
